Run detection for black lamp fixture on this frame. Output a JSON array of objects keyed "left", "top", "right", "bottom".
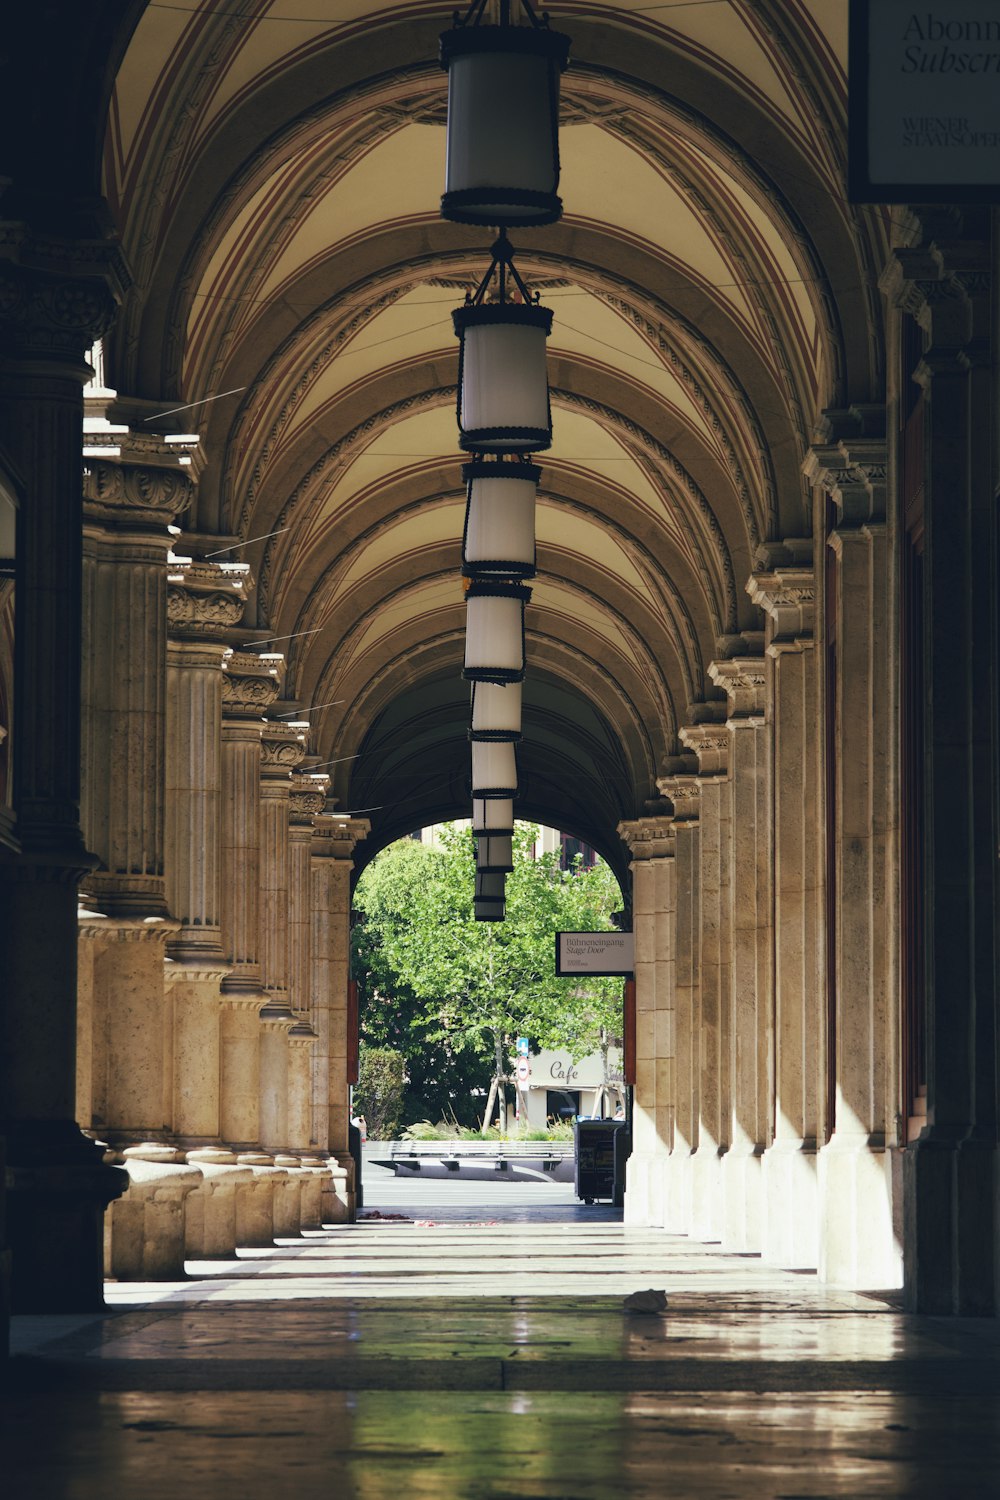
[
  {"left": 452, "top": 232, "right": 552, "bottom": 454},
  {"left": 440, "top": 0, "right": 571, "bottom": 228}
]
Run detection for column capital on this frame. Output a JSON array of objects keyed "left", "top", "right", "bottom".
[
  {"left": 618, "top": 816, "right": 675, "bottom": 860},
  {"left": 83, "top": 433, "right": 195, "bottom": 531},
  {"left": 0, "top": 224, "right": 130, "bottom": 362},
  {"left": 167, "top": 558, "right": 250, "bottom": 639},
  {"left": 747, "top": 566, "right": 815, "bottom": 648},
  {"left": 222, "top": 650, "right": 282, "bottom": 720},
  {"left": 290, "top": 773, "right": 329, "bottom": 825},
  {"left": 656, "top": 775, "right": 701, "bottom": 824},
  {"left": 803, "top": 432, "right": 887, "bottom": 527},
  {"left": 678, "top": 723, "right": 730, "bottom": 777},
  {"left": 312, "top": 814, "right": 371, "bottom": 859},
  {"left": 880, "top": 236, "right": 990, "bottom": 343},
  {"left": 260, "top": 722, "right": 307, "bottom": 780},
  {"left": 708, "top": 656, "right": 766, "bottom": 720}
]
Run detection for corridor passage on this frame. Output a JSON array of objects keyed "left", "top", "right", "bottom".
[{"left": 5, "top": 1176, "right": 1000, "bottom": 1498}]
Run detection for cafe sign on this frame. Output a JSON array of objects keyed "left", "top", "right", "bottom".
[{"left": 849, "top": 2, "right": 1000, "bottom": 200}]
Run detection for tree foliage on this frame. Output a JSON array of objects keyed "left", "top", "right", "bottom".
[
  {"left": 353, "top": 1044, "right": 406, "bottom": 1140},
  {"left": 351, "top": 824, "right": 623, "bottom": 1127}
]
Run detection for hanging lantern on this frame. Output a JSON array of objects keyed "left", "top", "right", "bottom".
[
  {"left": 464, "top": 579, "right": 530, "bottom": 684},
  {"left": 471, "top": 738, "right": 517, "bottom": 798},
  {"left": 453, "top": 233, "right": 552, "bottom": 455},
  {"left": 463, "top": 459, "right": 538, "bottom": 578},
  {"left": 440, "top": 2, "right": 571, "bottom": 227},
  {"left": 474, "top": 866, "right": 506, "bottom": 922},
  {"left": 470, "top": 679, "right": 522, "bottom": 738},
  {"left": 473, "top": 795, "right": 514, "bottom": 834},
  {"left": 476, "top": 831, "right": 514, "bottom": 873}
]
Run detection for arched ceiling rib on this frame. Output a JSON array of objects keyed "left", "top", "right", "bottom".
[{"left": 102, "top": 0, "right": 884, "bottom": 854}]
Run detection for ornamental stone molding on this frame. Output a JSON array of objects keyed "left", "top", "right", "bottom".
[
  {"left": 312, "top": 814, "right": 371, "bottom": 860},
  {"left": 617, "top": 816, "right": 676, "bottom": 861},
  {"left": 880, "top": 229, "right": 990, "bottom": 343},
  {"left": 260, "top": 722, "right": 307, "bottom": 777},
  {"left": 656, "top": 775, "right": 701, "bottom": 823},
  {"left": 83, "top": 457, "right": 194, "bottom": 528},
  {"left": 803, "top": 410, "right": 887, "bottom": 528},
  {"left": 0, "top": 224, "right": 130, "bottom": 359},
  {"left": 222, "top": 651, "right": 282, "bottom": 718},
  {"left": 167, "top": 558, "right": 250, "bottom": 637},
  {"left": 678, "top": 723, "right": 730, "bottom": 777},
  {"left": 289, "top": 773, "right": 329, "bottom": 824},
  {"left": 708, "top": 657, "right": 766, "bottom": 720},
  {"left": 747, "top": 565, "right": 815, "bottom": 647}
]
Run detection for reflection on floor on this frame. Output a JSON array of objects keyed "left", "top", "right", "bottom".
[{"left": 5, "top": 1173, "right": 1000, "bottom": 1497}]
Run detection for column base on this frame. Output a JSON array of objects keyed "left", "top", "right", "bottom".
[
  {"left": 721, "top": 1144, "right": 763, "bottom": 1252},
  {"left": 690, "top": 1144, "right": 725, "bottom": 1241},
  {"left": 623, "top": 1149, "right": 667, "bottom": 1227},
  {"left": 903, "top": 1134, "right": 997, "bottom": 1315},
  {"left": 762, "top": 1140, "right": 819, "bottom": 1269},
  {"left": 5, "top": 1120, "right": 126, "bottom": 1312},
  {"left": 818, "top": 1133, "right": 902, "bottom": 1291}
]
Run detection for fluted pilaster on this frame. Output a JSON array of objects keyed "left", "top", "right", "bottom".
[{"left": 258, "top": 722, "right": 305, "bottom": 1152}]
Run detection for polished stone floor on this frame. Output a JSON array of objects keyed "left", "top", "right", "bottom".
[{"left": 4, "top": 1168, "right": 1000, "bottom": 1497}]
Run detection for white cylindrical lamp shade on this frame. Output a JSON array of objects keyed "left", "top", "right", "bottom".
[
  {"left": 453, "top": 305, "right": 552, "bottom": 454},
  {"left": 471, "top": 739, "right": 517, "bottom": 799},
  {"left": 476, "top": 833, "right": 514, "bottom": 873},
  {"left": 464, "top": 580, "right": 530, "bottom": 684},
  {"left": 471, "top": 679, "right": 522, "bottom": 739},
  {"left": 463, "top": 460, "right": 538, "bottom": 578},
  {"left": 440, "top": 25, "right": 571, "bottom": 227},
  {"left": 473, "top": 796, "right": 514, "bottom": 834}
]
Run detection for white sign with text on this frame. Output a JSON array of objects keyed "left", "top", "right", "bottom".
[{"left": 555, "top": 931, "right": 634, "bottom": 976}]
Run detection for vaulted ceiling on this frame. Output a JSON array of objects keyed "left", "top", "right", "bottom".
[{"left": 95, "top": 0, "right": 887, "bottom": 880}]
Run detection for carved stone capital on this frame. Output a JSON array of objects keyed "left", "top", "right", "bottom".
[
  {"left": 167, "top": 558, "right": 250, "bottom": 637},
  {"left": 83, "top": 456, "right": 194, "bottom": 527},
  {"left": 312, "top": 814, "right": 371, "bottom": 860},
  {"left": 260, "top": 723, "right": 307, "bottom": 777},
  {"left": 222, "top": 651, "right": 282, "bottom": 718},
  {"left": 656, "top": 776, "right": 700, "bottom": 823},
  {"left": 747, "top": 567, "right": 815, "bottom": 644},
  {"left": 803, "top": 429, "right": 887, "bottom": 527},
  {"left": 881, "top": 239, "right": 989, "bottom": 343},
  {"left": 707, "top": 656, "right": 766, "bottom": 719},
  {"left": 0, "top": 225, "right": 130, "bottom": 360},
  {"left": 678, "top": 724, "right": 730, "bottom": 777},
  {"left": 617, "top": 816, "right": 675, "bottom": 860},
  {"left": 289, "top": 772, "right": 329, "bottom": 823}
]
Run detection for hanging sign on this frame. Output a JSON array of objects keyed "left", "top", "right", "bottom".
[
  {"left": 555, "top": 931, "right": 634, "bottom": 976},
  {"left": 849, "top": 1, "right": 1000, "bottom": 201}
]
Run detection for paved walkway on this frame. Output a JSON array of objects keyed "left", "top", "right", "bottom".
[{"left": 5, "top": 1170, "right": 1000, "bottom": 1497}]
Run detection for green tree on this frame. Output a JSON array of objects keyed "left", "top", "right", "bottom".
[
  {"left": 353, "top": 1044, "right": 406, "bottom": 1140},
  {"left": 352, "top": 823, "right": 623, "bottom": 1130}
]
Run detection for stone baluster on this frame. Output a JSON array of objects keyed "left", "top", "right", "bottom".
[
  {"left": 258, "top": 722, "right": 307, "bottom": 1153},
  {"left": 218, "top": 651, "right": 281, "bottom": 1148},
  {"left": 805, "top": 410, "right": 897, "bottom": 1290},
  {"left": 0, "top": 237, "right": 131, "bottom": 1310},
  {"left": 656, "top": 766, "right": 701, "bottom": 1235},
  {"left": 884, "top": 229, "right": 998, "bottom": 1313},
  {"left": 709, "top": 646, "right": 772, "bottom": 1253},
  {"left": 749, "top": 547, "right": 824, "bottom": 1270},
  {"left": 286, "top": 772, "right": 327, "bottom": 1153},
  {"left": 311, "top": 814, "right": 370, "bottom": 1219},
  {"left": 617, "top": 816, "right": 676, "bottom": 1227},
  {"left": 678, "top": 721, "right": 731, "bottom": 1241},
  {"left": 165, "top": 558, "right": 250, "bottom": 1144}
]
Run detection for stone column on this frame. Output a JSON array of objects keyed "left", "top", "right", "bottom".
[
  {"left": 884, "top": 231, "right": 998, "bottom": 1313},
  {"left": 165, "top": 557, "right": 249, "bottom": 1143},
  {"left": 0, "top": 231, "right": 130, "bottom": 1310},
  {"left": 749, "top": 548, "right": 824, "bottom": 1270},
  {"left": 679, "top": 723, "right": 731, "bottom": 1242},
  {"left": 77, "top": 434, "right": 193, "bottom": 1141},
  {"left": 805, "top": 413, "right": 899, "bottom": 1289},
  {"left": 258, "top": 722, "right": 307, "bottom": 1153},
  {"left": 709, "top": 649, "right": 772, "bottom": 1253},
  {"left": 656, "top": 768, "right": 701, "bottom": 1235},
  {"left": 617, "top": 816, "right": 676, "bottom": 1227},
  {"left": 218, "top": 652, "right": 280, "bottom": 1148},
  {"left": 286, "top": 773, "right": 327, "bottom": 1152},
  {"left": 312, "top": 814, "right": 370, "bottom": 1215}
]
